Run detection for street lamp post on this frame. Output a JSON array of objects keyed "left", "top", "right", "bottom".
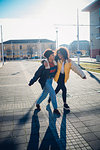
[
  {"left": 1, "top": 25, "right": 4, "bottom": 65},
  {"left": 77, "top": 9, "right": 80, "bottom": 65},
  {"left": 56, "top": 27, "right": 58, "bottom": 49}
]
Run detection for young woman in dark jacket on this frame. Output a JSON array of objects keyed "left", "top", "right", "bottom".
[{"left": 29, "top": 49, "right": 60, "bottom": 115}]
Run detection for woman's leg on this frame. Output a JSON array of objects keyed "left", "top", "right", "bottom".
[
  {"left": 37, "top": 79, "right": 57, "bottom": 109},
  {"left": 48, "top": 84, "right": 61, "bottom": 103},
  {"left": 36, "top": 86, "right": 48, "bottom": 105},
  {"left": 55, "top": 84, "right": 61, "bottom": 94},
  {"left": 46, "top": 79, "right": 57, "bottom": 109},
  {"left": 61, "top": 85, "right": 70, "bottom": 109},
  {"left": 61, "top": 85, "right": 67, "bottom": 104},
  {"left": 61, "top": 83, "right": 70, "bottom": 109}
]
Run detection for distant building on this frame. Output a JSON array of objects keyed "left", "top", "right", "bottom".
[
  {"left": 82, "top": 0, "right": 100, "bottom": 58},
  {"left": 0, "top": 39, "right": 56, "bottom": 60},
  {"left": 69, "top": 40, "right": 90, "bottom": 57},
  {"left": 59, "top": 44, "right": 69, "bottom": 49}
]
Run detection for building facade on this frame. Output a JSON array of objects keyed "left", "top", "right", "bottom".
[
  {"left": 82, "top": 0, "right": 100, "bottom": 58},
  {"left": 0, "top": 39, "right": 56, "bottom": 60},
  {"left": 69, "top": 40, "right": 90, "bottom": 57}
]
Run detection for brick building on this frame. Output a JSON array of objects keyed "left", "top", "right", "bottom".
[
  {"left": 82, "top": 0, "right": 100, "bottom": 58},
  {"left": 0, "top": 39, "right": 56, "bottom": 60}
]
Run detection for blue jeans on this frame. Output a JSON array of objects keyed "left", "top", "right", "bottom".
[{"left": 36, "top": 78, "right": 57, "bottom": 109}]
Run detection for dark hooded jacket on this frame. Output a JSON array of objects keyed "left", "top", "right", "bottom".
[{"left": 29, "top": 63, "right": 57, "bottom": 89}]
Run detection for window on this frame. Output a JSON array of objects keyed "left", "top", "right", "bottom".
[{"left": 20, "top": 45, "right": 22, "bottom": 50}]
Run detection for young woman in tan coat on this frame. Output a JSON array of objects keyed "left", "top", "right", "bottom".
[{"left": 48, "top": 47, "right": 86, "bottom": 109}]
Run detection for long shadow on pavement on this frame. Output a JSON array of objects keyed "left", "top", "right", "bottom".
[
  {"left": 18, "top": 103, "right": 35, "bottom": 125},
  {"left": 80, "top": 66, "right": 100, "bottom": 84},
  {"left": 39, "top": 105, "right": 60, "bottom": 150},
  {"left": 87, "top": 71, "right": 100, "bottom": 84},
  {"left": 27, "top": 105, "right": 70, "bottom": 150},
  {"left": 27, "top": 109, "right": 40, "bottom": 150},
  {"left": 0, "top": 104, "right": 70, "bottom": 150}
]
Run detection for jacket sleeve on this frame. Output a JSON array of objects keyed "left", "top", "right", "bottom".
[
  {"left": 71, "top": 60, "right": 86, "bottom": 78},
  {"left": 29, "top": 65, "right": 44, "bottom": 86}
]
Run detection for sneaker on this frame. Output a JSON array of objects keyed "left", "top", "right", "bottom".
[
  {"left": 36, "top": 104, "right": 41, "bottom": 110},
  {"left": 53, "top": 109, "right": 61, "bottom": 116},
  {"left": 64, "top": 104, "right": 70, "bottom": 110}
]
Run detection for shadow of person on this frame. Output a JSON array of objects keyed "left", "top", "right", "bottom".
[
  {"left": 0, "top": 138, "right": 18, "bottom": 150},
  {"left": 60, "top": 109, "right": 70, "bottom": 150},
  {"left": 18, "top": 103, "right": 35, "bottom": 125},
  {"left": 27, "top": 109, "right": 40, "bottom": 150},
  {"left": 80, "top": 65, "right": 100, "bottom": 84},
  {"left": 87, "top": 70, "right": 100, "bottom": 84},
  {"left": 39, "top": 104, "right": 60, "bottom": 150},
  {"left": 27, "top": 105, "right": 70, "bottom": 150},
  {"left": 39, "top": 105, "right": 70, "bottom": 150}
]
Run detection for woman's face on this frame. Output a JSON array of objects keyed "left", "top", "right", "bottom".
[
  {"left": 58, "top": 51, "right": 64, "bottom": 60},
  {"left": 48, "top": 53, "right": 55, "bottom": 62}
]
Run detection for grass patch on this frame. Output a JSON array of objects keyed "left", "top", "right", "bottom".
[{"left": 80, "top": 63, "right": 100, "bottom": 73}]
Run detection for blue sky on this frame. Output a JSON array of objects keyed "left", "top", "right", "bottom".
[
  {"left": 0, "top": 0, "right": 94, "bottom": 18},
  {"left": 0, "top": 0, "right": 95, "bottom": 44},
  {"left": 0, "top": 0, "right": 40, "bottom": 18}
]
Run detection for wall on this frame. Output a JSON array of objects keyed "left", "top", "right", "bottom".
[{"left": 90, "top": 8, "right": 100, "bottom": 58}]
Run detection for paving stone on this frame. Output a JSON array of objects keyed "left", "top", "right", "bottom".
[
  {"left": 13, "top": 136, "right": 27, "bottom": 144},
  {"left": 0, "top": 131, "right": 12, "bottom": 139},
  {"left": 76, "top": 126, "right": 91, "bottom": 134},
  {"left": 12, "top": 129, "right": 26, "bottom": 137},
  {"left": 72, "top": 122, "right": 85, "bottom": 128},
  {"left": 83, "top": 119, "right": 100, "bottom": 126},
  {"left": 88, "top": 140, "right": 100, "bottom": 150},
  {"left": 0, "top": 125, "right": 14, "bottom": 132},
  {"left": 88, "top": 125, "right": 100, "bottom": 132},
  {"left": 94, "top": 131, "right": 100, "bottom": 139},
  {"left": 79, "top": 115, "right": 99, "bottom": 122},
  {"left": 82, "top": 133, "right": 98, "bottom": 142}
]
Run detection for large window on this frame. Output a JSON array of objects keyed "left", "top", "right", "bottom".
[{"left": 20, "top": 45, "right": 22, "bottom": 50}]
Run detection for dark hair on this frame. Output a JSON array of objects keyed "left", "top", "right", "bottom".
[
  {"left": 57, "top": 47, "right": 69, "bottom": 60},
  {"left": 43, "top": 49, "right": 54, "bottom": 59}
]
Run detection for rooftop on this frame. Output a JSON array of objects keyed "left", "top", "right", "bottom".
[
  {"left": 3, "top": 39, "right": 55, "bottom": 44},
  {"left": 82, "top": 0, "right": 100, "bottom": 12}
]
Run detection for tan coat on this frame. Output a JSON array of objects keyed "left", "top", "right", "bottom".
[{"left": 54, "top": 59, "right": 85, "bottom": 83}]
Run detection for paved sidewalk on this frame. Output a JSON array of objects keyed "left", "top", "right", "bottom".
[{"left": 0, "top": 60, "right": 100, "bottom": 150}]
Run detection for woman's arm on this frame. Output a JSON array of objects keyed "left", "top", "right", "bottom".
[
  {"left": 70, "top": 60, "right": 86, "bottom": 79},
  {"left": 29, "top": 65, "right": 45, "bottom": 86}
]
